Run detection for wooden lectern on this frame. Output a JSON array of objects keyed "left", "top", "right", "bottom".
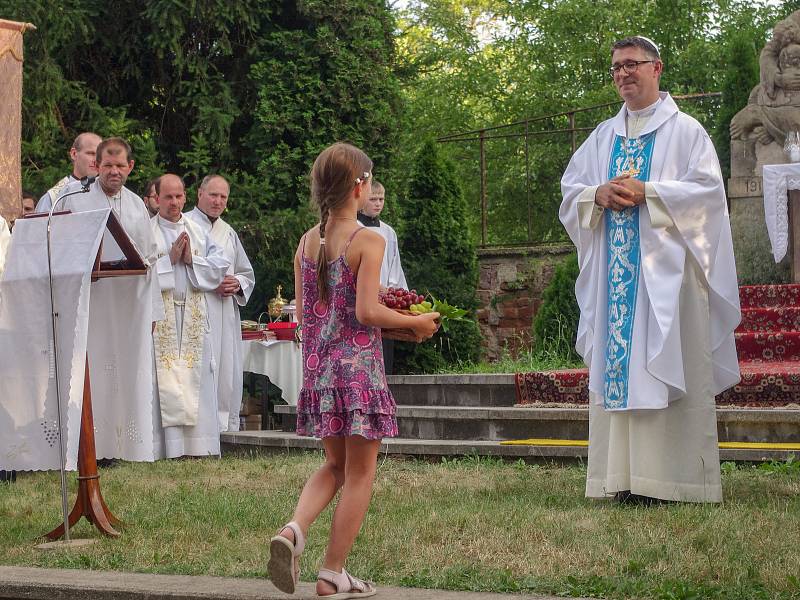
[{"left": 27, "top": 209, "right": 147, "bottom": 539}]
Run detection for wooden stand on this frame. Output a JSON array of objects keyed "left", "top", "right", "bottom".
[
  {"left": 40, "top": 209, "right": 147, "bottom": 540},
  {"left": 45, "top": 357, "right": 121, "bottom": 539}
]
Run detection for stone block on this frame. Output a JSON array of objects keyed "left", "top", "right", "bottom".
[
  {"left": 728, "top": 176, "right": 763, "bottom": 199},
  {"left": 475, "top": 308, "right": 489, "bottom": 321},
  {"left": 730, "top": 138, "right": 757, "bottom": 179}
]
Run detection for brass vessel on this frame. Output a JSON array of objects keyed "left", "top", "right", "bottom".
[{"left": 268, "top": 285, "right": 287, "bottom": 319}]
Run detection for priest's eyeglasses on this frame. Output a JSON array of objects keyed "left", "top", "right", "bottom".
[{"left": 609, "top": 60, "right": 656, "bottom": 76}]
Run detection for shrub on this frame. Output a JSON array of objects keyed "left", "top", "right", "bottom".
[
  {"left": 394, "top": 140, "right": 482, "bottom": 373},
  {"left": 532, "top": 253, "right": 580, "bottom": 362}
]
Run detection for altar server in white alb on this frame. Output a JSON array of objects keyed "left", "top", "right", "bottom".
[
  {"left": 152, "top": 174, "right": 230, "bottom": 458},
  {"left": 49, "top": 137, "right": 164, "bottom": 463},
  {"left": 560, "top": 36, "right": 741, "bottom": 504},
  {"left": 357, "top": 180, "right": 407, "bottom": 374},
  {"left": 185, "top": 174, "right": 255, "bottom": 432}
]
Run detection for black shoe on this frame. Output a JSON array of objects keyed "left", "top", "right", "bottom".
[
  {"left": 97, "top": 459, "right": 119, "bottom": 469},
  {"left": 614, "top": 490, "right": 664, "bottom": 506},
  {"left": 0, "top": 470, "right": 17, "bottom": 483}
]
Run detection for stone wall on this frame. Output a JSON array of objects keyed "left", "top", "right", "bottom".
[{"left": 476, "top": 244, "right": 574, "bottom": 360}]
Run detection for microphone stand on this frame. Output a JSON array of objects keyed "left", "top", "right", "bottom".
[{"left": 46, "top": 178, "right": 94, "bottom": 544}]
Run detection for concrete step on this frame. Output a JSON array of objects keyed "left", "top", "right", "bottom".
[
  {"left": 271, "top": 405, "right": 800, "bottom": 444},
  {"left": 221, "top": 430, "right": 799, "bottom": 463},
  {"left": 386, "top": 374, "right": 516, "bottom": 407}
]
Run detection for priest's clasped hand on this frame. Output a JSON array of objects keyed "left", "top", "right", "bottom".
[
  {"left": 216, "top": 275, "right": 241, "bottom": 297},
  {"left": 169, "top": 232, "right": 193, "bottom": 265},
  {"left": 595, "top": 175, "right": 646, "bottom": 211}
]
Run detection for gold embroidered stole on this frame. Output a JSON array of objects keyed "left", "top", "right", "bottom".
[{"left": 153, "top": 219, "right": 206, "bottom": 427}]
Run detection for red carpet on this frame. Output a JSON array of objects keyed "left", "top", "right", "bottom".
[{"left": 516, "top": 284, "right": 800, "bottom": 407}]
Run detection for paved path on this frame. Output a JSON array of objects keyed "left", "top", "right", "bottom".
[{"left": 0, "top": 566, "right": 589, "bottom": 600}]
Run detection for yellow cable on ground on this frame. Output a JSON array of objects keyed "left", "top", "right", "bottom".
[{"left": 500, "top": 439, "right": 800, "bottom": 450}]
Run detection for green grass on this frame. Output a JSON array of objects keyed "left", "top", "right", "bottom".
[
  {"left": 1, "top": 455, "right": 799, "bottom": 599},
  {"left": 437, "top": 347, "right": 582, "bottom": 374}
]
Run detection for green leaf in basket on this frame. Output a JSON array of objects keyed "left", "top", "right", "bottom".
[{"left": 429, "top": 293, "right": 471, "bottom": 333}]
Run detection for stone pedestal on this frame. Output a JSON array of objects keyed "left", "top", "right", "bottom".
[{"left": 728, "top": 176, "right": 790, "bottom": 285}]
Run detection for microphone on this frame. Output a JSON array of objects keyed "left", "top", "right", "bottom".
[{"left": 80, "top": 175, "right": 96, "bottom": 189}]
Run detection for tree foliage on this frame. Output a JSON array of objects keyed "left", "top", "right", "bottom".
[
  {"left": 5, "top": 0, "right": 402, "bottom": 316},
  {"left": 394, "top": 0, "right": 787, "bottom": 245},
  {"left": 394, "top": 140, "right": 482, "bottom": 373}
]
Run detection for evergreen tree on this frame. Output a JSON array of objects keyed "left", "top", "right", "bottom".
[
  {"left": 532, "top": 254, "right": 580, "bottom": 362},
  {"left": 394, "top": 140, "right": 482, "bottom": 373},
  {"left": 714, "top": 31, "right": 760, "bottom": 182},
  {"left": 5, "top": 0, "right": 402, "bottom": 317}
]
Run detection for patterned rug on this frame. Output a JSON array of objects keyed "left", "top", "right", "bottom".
[{"left": 516, "top": 284, "right": 800, "bottom": 407}]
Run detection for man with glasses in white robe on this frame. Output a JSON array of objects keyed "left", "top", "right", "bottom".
[{"left": 560, "top": 36, "right": 741, "bottom": 504}]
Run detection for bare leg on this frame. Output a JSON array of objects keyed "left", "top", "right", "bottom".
[
  {"left": 317, "top": 435, "right": 381, "bottom": 596},
  {"left": 278, "top": 437, "right": 346, "bottom": 545}
]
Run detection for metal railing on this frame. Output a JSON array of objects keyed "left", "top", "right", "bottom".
[{"left": 437, "top": 92, "right": 721, "bottom": 247}]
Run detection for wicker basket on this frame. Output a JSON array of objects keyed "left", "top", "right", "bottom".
[{"left": 381, "top": 308, "right": 422, "bottom": 343}]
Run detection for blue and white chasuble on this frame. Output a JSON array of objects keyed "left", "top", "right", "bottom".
[{"left": 603, "top": 132, "right": 656, "bottom": 410}]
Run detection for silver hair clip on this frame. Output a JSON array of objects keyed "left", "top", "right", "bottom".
[{"left": 354, "top": 171, "right": 372, "bottom": 185}]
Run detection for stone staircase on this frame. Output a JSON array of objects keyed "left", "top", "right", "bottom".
[{"left": 221, "top": 374, "right": 800, "bottom": 463}]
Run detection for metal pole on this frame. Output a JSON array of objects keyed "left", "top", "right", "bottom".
[
  {"left": 479, "top": 129, "right": 487, "bottom": 247},
  {"left": 47, "top": 207, "right": 71, "bottom": 542},
  {"left": 569, "top": 111, "right": 577, "bottom": 155},
  {"left": 45, "top": 181, "right": 92, "bottom": 542},
  {"left": 525, "top": 120, "right": 531, "bottom": 244}
]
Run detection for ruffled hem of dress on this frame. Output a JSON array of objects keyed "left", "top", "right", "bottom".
[
  {"left": 297, "top": 386, "right": 396, "bottom": 416},
  {"left": 297, "top": 411, "right": 398, "bottom": 440}
]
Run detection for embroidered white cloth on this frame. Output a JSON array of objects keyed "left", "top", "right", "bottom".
[
  {"left": 241, "top": 340, "right": 302, "bottom": 406},
  {"left": 185, "top": 208, "right": 255, "bottom": 432},
  {"left": 761, "top": 162, "right": 800, "bottom": 262},
  {"left": 0, "top": 209, "right": 108, "bottom": 471}
]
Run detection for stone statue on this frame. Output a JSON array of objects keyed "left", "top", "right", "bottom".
[{"left": 731, "top": 12, "right": 800, "bottom": 169}]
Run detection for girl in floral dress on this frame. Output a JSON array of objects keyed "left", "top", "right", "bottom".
[{"left": 267, "top": 143, "right": 439, "bottom": 598}]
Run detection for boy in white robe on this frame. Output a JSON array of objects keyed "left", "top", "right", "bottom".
[
  {"left": 357, "top": 180, "right": 407, "bottom": 374},
  {"left": 152, "top": 174, "right": 230, "bottom": 458},
  {"left": 560, "top": 37, "right": 740, "bottom": 503},
  {"left": 185, "top": 175, "right": 255, "bottom": 432}
]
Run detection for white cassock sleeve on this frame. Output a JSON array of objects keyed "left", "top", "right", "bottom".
[
  {"left": 187, "top": 238, "right": 230, "bottom": 292},
  {"left": 382, "top": 223, "right": 408, "bottom": 289},
  {"left": 231, "top": 232, "right": 255, "bottom": 307}
]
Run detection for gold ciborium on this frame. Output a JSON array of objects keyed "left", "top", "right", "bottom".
[{"left": 268, "top": 285, "right": 287, "bottom": 320}]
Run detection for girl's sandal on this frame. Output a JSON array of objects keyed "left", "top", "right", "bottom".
[
  {"left": 267, "top": 521, "right": 305, "bottom": 594},
  {"left": 316, "top": 567, "right": 377, "bottom": 599}
]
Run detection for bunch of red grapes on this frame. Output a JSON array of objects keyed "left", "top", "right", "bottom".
[{"left": 379, "top": 287, "right": 425, "bottom": 310}]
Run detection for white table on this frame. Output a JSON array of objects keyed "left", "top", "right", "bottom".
[
  {"left": 762, "top": 163, "right": 800, "bottom": 263},
  {"left": 241, "top": 339, "right": 302, "bottom": 405}
]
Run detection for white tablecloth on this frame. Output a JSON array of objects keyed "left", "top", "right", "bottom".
[
  {"left": 241, "top": 340, "right": 302, "bottom": 406},
  {"left": 762, "top": 163, "right": 800, "bottom": 262}
]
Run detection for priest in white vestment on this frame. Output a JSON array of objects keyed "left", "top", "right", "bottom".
[
  {"left": 560, "top": 37, "right": 740, "bottom": 503},
  {"left": 152, "top": 174, "right": 230, "bottom": 458},
  {"left": 35, "top": 132, "right": 101, "bottom": 213},
  {"left": 44, "top": 137, "right": 164, "bottom": 463},
  {"left": 185, "top": 175, "right": 255, "bottom": 432}
]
